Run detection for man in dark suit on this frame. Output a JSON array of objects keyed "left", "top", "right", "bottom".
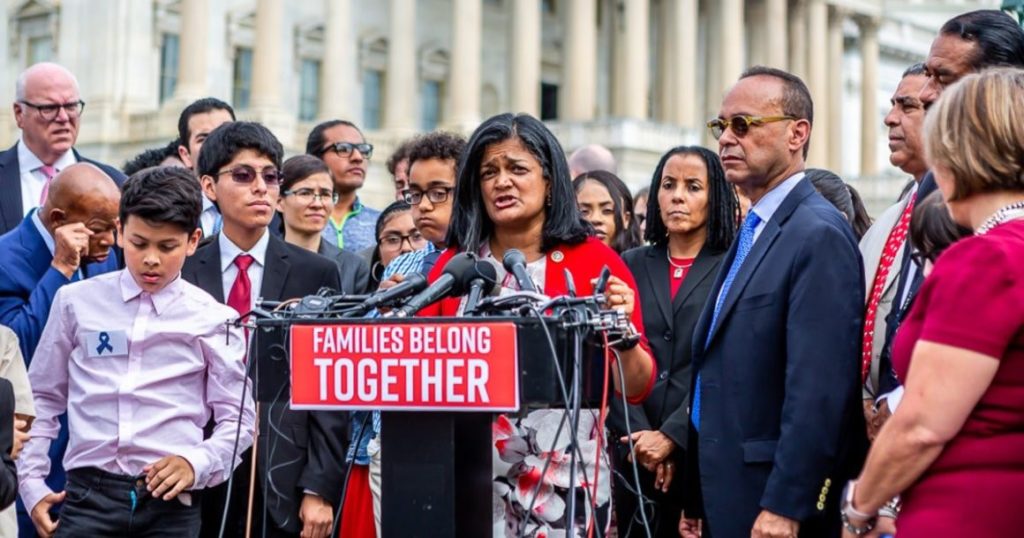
[
  {"left": 182, "top": 121, "right": 345, "bottom": 538},
  {"left": 681, "top": 67, "right": 865, "bottom": 538},
  {"left": 0, "top": 63, "right": 125, "bottom": 236}
]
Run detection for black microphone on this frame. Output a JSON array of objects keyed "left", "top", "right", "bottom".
[
  {"left": 360, "top": 272, "right": 428, "bottom": 310},
  {"left": 387, "top": 253, "right": 477, "bottom": 317},
  {"left": 462, "top": 260, "right": 499, "bottom": 315},
  {"left": 502, "top": 248, "right": 538, "bottom": 293}
]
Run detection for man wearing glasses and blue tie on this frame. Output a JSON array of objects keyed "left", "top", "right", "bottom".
[
  {"left": 0, "top": 62, "right": 125, "bottom": 236},
  {"left": 305, "top": 120, "right": 382, "bottom": 253}
]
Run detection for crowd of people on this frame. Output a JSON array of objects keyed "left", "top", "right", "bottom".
[{"left": 0, "top": 7, "right": 1022, "bottom": 538}]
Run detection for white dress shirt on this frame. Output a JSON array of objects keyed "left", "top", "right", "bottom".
[
  {"left": 18, "top": 140, "right": 76, "bottom": 216},
  {"left": 18, "top": 270, "right": 256, "bottom": 513},
  {"left": 749, "top": 172, "right": 806, "bottom": 244},
  {"left": 199, "top": 197, "right": 221, "bottom": 237},
  {"left": 219, "top": 230, "right": 269, "bottom": 310}
]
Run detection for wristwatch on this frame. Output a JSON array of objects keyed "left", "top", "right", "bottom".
[
  {"left": 611, "top": 322, "right": 641, "bottom": 351},
  {"left": 840, "top": 480, "right": 877, "bottom": 536}
]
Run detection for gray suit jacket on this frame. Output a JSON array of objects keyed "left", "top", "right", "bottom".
[{"left": 318, "top": 240, "right": 371, "bottom": 294}]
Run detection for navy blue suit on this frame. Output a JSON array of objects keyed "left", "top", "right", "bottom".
[
  {"left": 0, "top": 143, "right": 126, "bottom": 236},
  {"left": 684, "top": 178, "right": 868, "bottom": 537},
  {"left": 0, "top": 213, "right": 119, "bottom": 536}
]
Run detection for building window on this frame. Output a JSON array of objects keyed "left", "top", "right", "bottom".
[
  {"left": 159, "top": 34, "right": 180, "bottom": 104},
  {"left": 299, "top": 59, "right": 321, "bottom": 121},
  {"left": 27, "top": 36, "right": 53, "bottom": 65},
  {"left": 421, "top": 80, "right": 442, "bottom": 131},
  {"left": 541, "top": 82, "right": 559, "bottom": 120},
  {"left": 363, "top": 69, "right": 383, "bottom": 130},
  {"left": 233, "top": 47, "right": 253, "bottom": 109}
]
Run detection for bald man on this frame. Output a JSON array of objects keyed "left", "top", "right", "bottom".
[
  {"left": 568, "top": 144, "right": 618, "bottom": 179},
  {"left": 0, "top": 62, "right": 126, "bottom": 236}
]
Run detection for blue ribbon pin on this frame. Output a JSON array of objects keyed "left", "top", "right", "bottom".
[{"left": 95, "top": 332, "right": 113, "bottom": 355}]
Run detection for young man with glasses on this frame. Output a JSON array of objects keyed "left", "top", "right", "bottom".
[
  {"left": 1, "top": 62, "right": 125, "bottom": 236},
  {"left": 183, "top": 121, "right": 346, "bottom": 538},
  {"left": 305, "top": 120, "right": 381, "bottom": 253}
]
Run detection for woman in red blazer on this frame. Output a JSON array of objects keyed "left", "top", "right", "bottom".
[{"left": 419, "top": 113, "right": 655, "bottom": 537}]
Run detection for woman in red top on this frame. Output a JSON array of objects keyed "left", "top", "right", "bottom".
[
  {"left": 420, "top": 113, "right": 655, "bottom": 537},
  {"left": 841, "top": 68, "right": 1024, "bottom": 537}
]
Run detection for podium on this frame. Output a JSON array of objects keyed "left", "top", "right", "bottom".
[{"left": 282, "top": 315, "right": 608, "bottom": 538}]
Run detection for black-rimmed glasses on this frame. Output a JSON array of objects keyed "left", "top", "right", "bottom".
[
  {"left": 403, "top": 187, "right": 453, "bottom": 205},
  {"left": 19, "top": 100, "right": 85, "bottom": 121},
  {"left": 379, "top": 231, "right": 426, "bottom": 250},
  {"left": 322, "top": 141, "right": 374, "bottom": 159}
]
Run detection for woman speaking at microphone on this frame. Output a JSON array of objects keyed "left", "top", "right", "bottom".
[{"left": 418, "top": 113, "right": 655, "bottom": 537}]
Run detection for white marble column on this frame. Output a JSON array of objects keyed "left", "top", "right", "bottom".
[
  {"left": 172, "top": 0, "right": 209, "bottom": 100},
  {"left": 561, "top": 0, "right": 597, "bottom": 121},
  {"left": 827, "top": 7, "right": 845, "bottom": 172},
  {"left": 613, "top": 0, "right": 649, "bottom": 119},
  {"left": 661, "top": 0, "right": 698, "bottom": 128},
  {"left": 788, "top": 0, "right": 807, "bottom": 79},
  {"left": 0, "top": 0, "right": 12, "bottom": 145},
  {"left": 320, "top": 0, "right": 357, "bottom": 121},
  {"left": 509, "top": 0, "right": 541, "bottom": 116},
  {"left": 805, "top": 0, "right": 828, "bottom": 167},
  {"left": 448, "top": 0, "right": 482, "bottom": 129},
  {"left": 859, "top": 16, "right": 880, "bottom": 176},
  {"left": 717, "top": 0, "right": 744, "bottom": 96},
  {"left": 385, "top": 0, "right": 417, "bottom": 131},
  {"left": 765, "top": 0, "right": 788, "bottom": 69},
  {"left": 251, "top": 0, "right": 284, "bottom": 110}
]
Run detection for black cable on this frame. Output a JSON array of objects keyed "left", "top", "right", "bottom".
[
  {"left": 218, "top": 321, "right": 258, "bottom": 538},
  {"left": 612, "top": 348, "right": 653, "bottom": 538}
]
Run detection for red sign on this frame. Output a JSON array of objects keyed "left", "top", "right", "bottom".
[{"left": 290, "top": 322, "right": 520, "bottom": 411}]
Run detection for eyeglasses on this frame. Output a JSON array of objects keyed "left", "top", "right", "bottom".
[
  {"left": 283, "top": 188, "right": 338, "bottom": 205},
  {"left": 19, "top": 100, "right": 85, "bottom": 121},
  {"left": 216, "top": 165, "right": 282, "bottom": 186},
  {"left": 403, "top": 187, "right": 454, "bottom": 205},
  {"left": 322, "top": 141, "right": 374, "bottom": 159},
  {"left": 379, "top": 231, "right": 426, "bottom": 250},
  {"left": 706, "top": 115, "right": 797, "bottom": 139}
]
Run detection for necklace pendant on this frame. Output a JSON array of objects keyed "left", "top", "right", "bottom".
[{"left": 673, "top": 267, "right": 683, "bottom": 278}]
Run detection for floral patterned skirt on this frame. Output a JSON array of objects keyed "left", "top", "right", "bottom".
[{"left": 493, "top": 409, "right": 612, "bottom": 538}]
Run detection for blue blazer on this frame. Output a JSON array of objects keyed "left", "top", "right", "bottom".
[
  {"left": 0, "top": 214, "right": 120, "bottom": 361},
  {"left": 685, "top": 178, "right": 868, "bottom": 537},
  {"left": 0, "top": 143, "right": 126, "bottom": 236}
]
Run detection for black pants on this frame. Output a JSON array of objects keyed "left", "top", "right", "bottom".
[
  {"left": 609, "top": 442, "right": 684, "bottom": 538},
  {"left": 56, "top": 467, "right": 201, "bottom": 537}
]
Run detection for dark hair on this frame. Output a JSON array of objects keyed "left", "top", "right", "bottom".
[
  {"left": 386, "top": 137, "right": 416, "bottom": 176},
  {"left": 573, "top": 170, "right": 642, "bottom": 253},
  {"left": 445, "top": 113, "right": 590, "bottom": 252},
  {"left": 197, "top": 122, "right": 284, "bottom": 179},
  {"left": 939, "top": 10, "right": 1024, "bottom": 70},
  {"left": 369, "top": 201, "right": 413, "bottom": 285},
  {"left": 806, "top": 168, "right": 854, "bottom": 219},
  {"left": 846, "top": 183, "right": 872, "bottom": 240},
  {"left": 405, "top": 131, "right": 467, "bottom": 174},
  {"left": 177, "top": 97, "right": 235, "bottom": 148},
  {"left": 305, "top": 119, "right": 363, "bottom": 156},
  {"left": 120, "top": 166, "right": 203, "bottom": 233},
  {"left": 281, "top": 154, "right": 333, "bottom": 193},
  {"left": 903, "top": 62, "right": 927, "bottom": 78},
  {"left": 740, "top": 65, "right": 814, "bottom": 158},
  {"left": 644, "top": 146, "right": 738, "bottom": 253},
  {"left": 123, "top": 139, "right": 181, "bottom": 176},
  {"left": 909, "top": 190, "right": 971, "bottom": 265},
  {"left": 633, "top": 186, "right": 649, "bottom": 203}
]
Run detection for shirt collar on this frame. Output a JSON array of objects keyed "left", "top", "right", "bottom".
[
  {"left": 29, "top": 208, "right": 56, "bottom": 256},
  {"left": 202, "top": 196, "right": 214, "bottom": 212},
  {"left": 17, "top": 139, "right": 76, "bottom": 175},
  {"left": 749, "top": 172, "right": 805, "bottom": 225},
  {"left": 118, "top": 268, "right": 184, "bottom": 315},
  {"left": 219, "top": 229, "right": 270, "bottom": 273}
]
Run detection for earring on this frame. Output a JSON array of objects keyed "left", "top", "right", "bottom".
[{"left": 546, "top": 192, "right": 552, "bottom": 207}]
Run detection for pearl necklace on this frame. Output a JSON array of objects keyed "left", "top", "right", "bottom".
[
  {"left": 667, "top": 250, "right": 694, "bottom": 278},
  {"left": 975, "top": 200, "right": 1024, "bottom": 235}
]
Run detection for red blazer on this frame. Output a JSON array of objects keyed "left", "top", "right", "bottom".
[{"left": 419, "top": 237, "right": 655, "bottom": 402}]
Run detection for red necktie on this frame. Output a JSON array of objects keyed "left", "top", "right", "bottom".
[
  {"left": 861, "top": 192, "right": 917, "bottom": 382},
  {"left": 38, "top": 165, "right": 57, "bottom": 205},
  {"left": 227, "top": 254, "right": 255, "bottom": 319}
]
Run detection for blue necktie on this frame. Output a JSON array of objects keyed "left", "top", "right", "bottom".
[{"left": 692, "top": 211, "right": 762, "bottom": 431}]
